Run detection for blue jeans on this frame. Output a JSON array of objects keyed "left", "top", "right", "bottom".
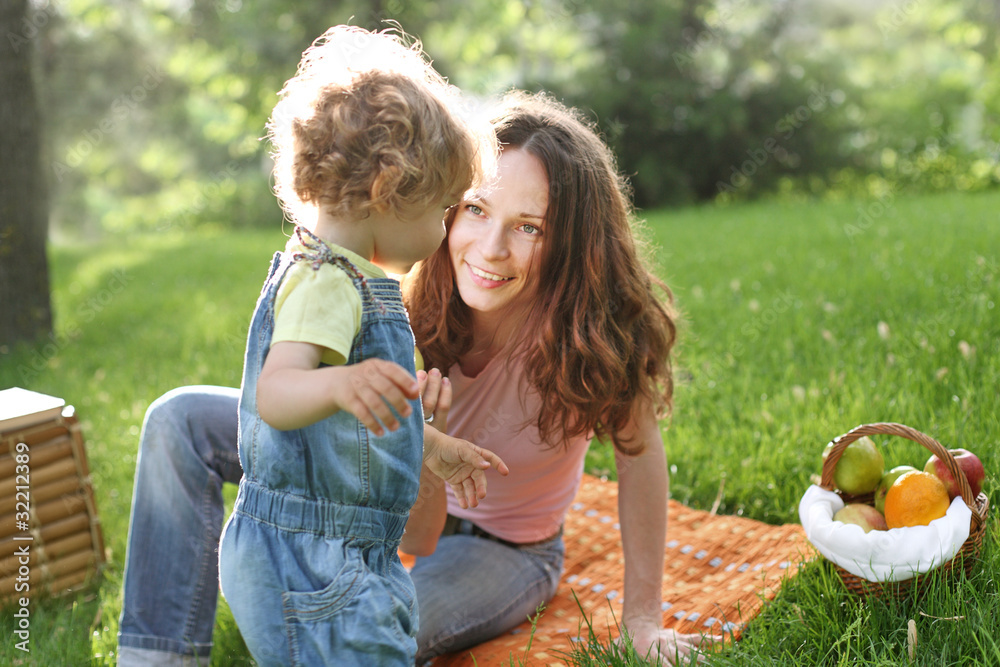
[
  {"left": 118, "top": 387, "right": 564, "bottom": 665},
  {"left": 412, "top": 522, "right": 564, "bottom": 664},
  {"left": 118, "top": 386, "right": 242, "bottom": 666}
]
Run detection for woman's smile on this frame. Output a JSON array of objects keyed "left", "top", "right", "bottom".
[{"left": 466, "top": 263, "right": 515, "bottom": 287}]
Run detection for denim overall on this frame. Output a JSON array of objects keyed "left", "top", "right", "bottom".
[{"left": 219, "top": 244, "right": 423, "bottom": 666}]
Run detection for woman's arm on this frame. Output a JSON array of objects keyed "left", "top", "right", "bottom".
[
  {"left": 256, "top": 341, "right": 419, "bottom": 433},
  {"left": 615, "top": 406, "right": 669, "bottom": 640},
  {"left": 400, "top": 449, "right": 447, "bottom": 556},
  {"left": 615, "top": 403, "right": 717, "bottom": 664}
]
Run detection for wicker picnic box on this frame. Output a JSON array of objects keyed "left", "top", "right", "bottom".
[
  {"left": 0, "top": 388, "right": 107, "bottom": 605},
  {"left": 816, "top": 422, "right": 989, "bottom": 598}
]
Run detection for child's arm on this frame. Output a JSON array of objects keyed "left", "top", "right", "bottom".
[
  {"left": 257, "top": 341, "right": 420, "bottom": 433},
  {"left": 416, "top": 368, "right": 509, "bottom": 509}
]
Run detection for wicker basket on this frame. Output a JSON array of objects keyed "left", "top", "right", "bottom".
[
  {"left": 819, "top": 422, "right": 989, "bottom": 597},
  {"left": 0, "top": 411, "right": 106, "bottom": 604}
]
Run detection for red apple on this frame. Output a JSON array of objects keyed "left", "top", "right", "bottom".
[
  {"left": 924, "top": 448, "right": 985, "bottom": 500},
  {"left": 834, "top": 503, "right": 888, "bottom": 533}
]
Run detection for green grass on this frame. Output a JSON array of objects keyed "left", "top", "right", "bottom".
[{"left": 1, "top": 189, "right": 998, "bottom": 665}]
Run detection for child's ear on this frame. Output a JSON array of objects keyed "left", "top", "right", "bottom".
[{"left": 369, "top": 166, "right": 400, "bottom": 214}]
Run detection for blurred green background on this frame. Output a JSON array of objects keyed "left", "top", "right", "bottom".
[
  {"left": 3, "top": 3, "right": 999, "bottom": 663},
  {"left": 26, "top": 0, "right": 1000, "bottom": 238}
]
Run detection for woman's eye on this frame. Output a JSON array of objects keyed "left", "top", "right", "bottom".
[
  {"left": 519, "top": 223, "right": 541, "bottom": 235},
  {"left": 466, "top": 204, "right": 484, "bottom": 216}
]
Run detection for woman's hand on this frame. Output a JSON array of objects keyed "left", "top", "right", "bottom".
[
  {"left": 417, "top": 367, "right": 450, "bottom": 432},
  {"left": 622, "top": 624, "right": 721, "bottom": 665},
  {"left": 423, "top": 431, "right": 509, "bottom": 509},
  {"left": 418, "top": 367, "right": 509, "bottom": 508}
]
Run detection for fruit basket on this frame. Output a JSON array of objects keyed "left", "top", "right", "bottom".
[{"left": 812, "top": 422, "right": 989, "bottom": 598}]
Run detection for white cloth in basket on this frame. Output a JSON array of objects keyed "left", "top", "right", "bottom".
[{"left": 798, "top": 484, "right": 972, "bottom": 582}]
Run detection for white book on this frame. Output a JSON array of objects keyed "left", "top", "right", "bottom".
[{"left": 0, "top": 387, "right": 67, "bottom": 433}]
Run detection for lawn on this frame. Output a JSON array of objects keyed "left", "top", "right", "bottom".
[{"left": 1, "top": 189, "right": 998, "bottom": 665}]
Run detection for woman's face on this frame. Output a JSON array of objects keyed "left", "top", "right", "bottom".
[{"left": 448, "top": 147, "right": 547, "bottom": 326}]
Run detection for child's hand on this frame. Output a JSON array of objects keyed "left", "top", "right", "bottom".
[
  {"left": 332, "top": 358, "right": 420, "bottom": 437},
  {"left": 423, "top": 430, "right": 509, "bottom": 509},
  {"left": 417, "top": 367, "right": 450, "bottom": 432}
]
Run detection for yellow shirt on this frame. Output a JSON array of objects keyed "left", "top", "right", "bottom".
[{"left": 271, "top": 236, "right": 385, "bottom": 366}]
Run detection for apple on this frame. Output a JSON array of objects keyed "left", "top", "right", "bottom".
[
  {"left": 874, "top": 465, "right": 918, "bottom": 514},
  {"left": 823, "top": 436, "right": 884, "bottom": 495},
  {"left": 834, "top": 503, "right": 888, "bottom": 533},
  {"left": 924, "top": 448, "right": 985, "bottom": 500}
]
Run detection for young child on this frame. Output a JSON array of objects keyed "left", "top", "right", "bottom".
[{"left": 218, "top": 26, "right": 505, "bottom": 665}]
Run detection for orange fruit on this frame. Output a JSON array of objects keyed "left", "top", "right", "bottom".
[{"left": 883, "top": 471, "right": 950, "bottom": 528}]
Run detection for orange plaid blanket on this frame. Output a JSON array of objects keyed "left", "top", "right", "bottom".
[{"left": 423, "top": 474, "right": 813, "bottom": 666}]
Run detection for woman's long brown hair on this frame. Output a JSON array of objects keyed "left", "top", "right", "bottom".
[{"left": 406, "top": 91, "right": 677, "bottom": 454}]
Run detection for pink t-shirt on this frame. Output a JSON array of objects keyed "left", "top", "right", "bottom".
[{"left": 444, "top": 354, "right": 592, "bottom": 544}]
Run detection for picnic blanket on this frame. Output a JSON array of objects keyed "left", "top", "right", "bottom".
[{"left": 424, "top": 474, "right": 814, "bottom": 666}]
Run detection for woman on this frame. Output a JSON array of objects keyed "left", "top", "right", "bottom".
[
  {"left": 401, "top": 90, "right": 698, "bottom": 663},
  {"left": 117, "top": 91, "right": 711, "bottom": 666}
]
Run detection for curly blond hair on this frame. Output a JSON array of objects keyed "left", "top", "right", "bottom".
[{"left": 267, "top": 25, "right": 495, "bottom": 224}]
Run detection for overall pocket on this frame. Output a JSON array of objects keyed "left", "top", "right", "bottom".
[
  {"left": 280, "top": 550, "right": 365, "bottom": 623},
  {"left": 281, "top": 548, "right": 416, "bottom": 666}
]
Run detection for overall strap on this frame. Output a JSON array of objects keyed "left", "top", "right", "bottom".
[{"left": 290, "top": 226, "right": 386, "bottom": 314}]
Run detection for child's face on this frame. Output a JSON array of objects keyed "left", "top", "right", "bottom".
[{"left": 369, "top": 195, "right": 456, "bottom": 275}]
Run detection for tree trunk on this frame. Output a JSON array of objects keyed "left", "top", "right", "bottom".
[{"left": 0, "top": 0, "right": 53, "bottom": 348}]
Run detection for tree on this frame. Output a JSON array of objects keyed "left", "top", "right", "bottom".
[
  {"left": 538, "top": 0, "right": 861, "bottom": 206},
  {"left": 1, "top": 0, "right": 52, "bottom": 348}
]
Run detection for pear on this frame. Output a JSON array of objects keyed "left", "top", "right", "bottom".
[{"left": 823, "top": 436, "right": 884, "bottom": 495}]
